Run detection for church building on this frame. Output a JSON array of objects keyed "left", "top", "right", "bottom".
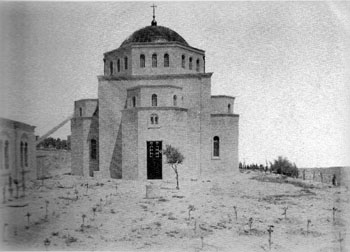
[{"left": 71, "top": 13, "right": 239, "bottom": 180}]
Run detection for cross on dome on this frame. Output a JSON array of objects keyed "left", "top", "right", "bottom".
[{"left": 151, "top": 4, "right": 157, "bottom": 26}]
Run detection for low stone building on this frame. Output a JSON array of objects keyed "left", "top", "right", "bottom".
[
  {"left": 0, "top": 118, "right": 36, "bottom": 187},
  {"left": 71, "top": 16, "right": 239, "bottom": 180}
]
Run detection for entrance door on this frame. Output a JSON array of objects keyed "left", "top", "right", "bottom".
[{"left": 147, "top": 141, "right": 162, "bottom": 179}]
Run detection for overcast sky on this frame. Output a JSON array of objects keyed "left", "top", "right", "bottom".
[{"left": 0, "top": 2, "right": 349, "bottom": 168}]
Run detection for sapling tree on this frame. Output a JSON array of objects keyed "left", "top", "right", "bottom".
[
  {"left": 85, "top": 183, "right": 89, "bottom": 195},
  {"left": 267, "top": 225, "right": 274, "bottom": 251},
  {"left": 332, "top": 207, "right": 338, "bottom": 223},
  {"left": 233, "top": 206, "right": 238, "bottom": 222},
  {"left": 306, "top": 219, "right": 311, "bottom": 235},
  {"left": 74, "top": 189, "right": 79, "bottom": 200},
  {"left": 25, "top": 212, "right": 31, "bottom": 227},
  {"left": 248, "top": 217, "right": 253, "bottom": 232},
  {"left": 188, "top": 205, "right": 195, "bottom": 220},
  {"left": 81, "top": 214, "right": 86, "bottom": 226},
  {"left": 282, "top": 206, "right": 288, "bottom": 220},
  {"left": 92, "top": 206, "right": 97, "bottom": 217},
  {"left": 45, "top": 200, "right": 50, "bottom": 219},
  {"left": 163, "top": 145, "right": 185, "bottom": 190},
  {"left": 44, "top": 238, "right": 51, "bottom": 251}
]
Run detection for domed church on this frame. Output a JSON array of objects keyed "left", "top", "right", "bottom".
[{"left": 71, "top": 12, "right": 239, "bottom": 180}]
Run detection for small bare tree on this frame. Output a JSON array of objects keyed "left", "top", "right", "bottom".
[{"left": 163, "top": 145, "right": 184, "bottom": 190}]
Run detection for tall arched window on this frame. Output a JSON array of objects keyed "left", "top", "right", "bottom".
[
  {"left": 182, "top": 55, "right": 186, "bottom": 68},
  {"left": 4, "top": 140, "right": 9, "bottom": 169},
  {"left": 90, "top": 139, "right": 97, "bottom": 160},
  {"left": 228, "top": 104, "right": 232, "bottom": 113},
  {"left": 79, "top": 108, "right": 82, "bottom": 117},
  {"left": 109, "top": 61, "right": 113, "bottom": 75},
  {"left": 213, "top": 136, "right": 220, "bottom": 157},
  {"left": 140, "top": 54, "right": 145, "bottom": 68},
  {"left": 189, "top": 57, "right": 193, "bottom": 70},
  {"left": 151, "top": 94, "right": 157, "bottom": 107},
  {"left": 117, "top": 59, "right": 120, "bottom": 72},
  {"left": 196, "top": 59, "right": 200, "bottom": 72},
  {"left": 124, "top": 57, "right": 128, "bottom": 70},
  {"left": 173, "top": 95, "right": 177, "bottom": 106},
  {"left": 150, "top": 114, "right": 159, "bottom": 125},
  {"left": 20, "top": 141, "right": 24, "bottom": 168},
  {"left": 164, "top": 53, "right": 169, "bottom": 67},
  {"left": 132, "top": 96, "right": 136, "bottom": 107},
  {"left": 24, "top": 142, "right": 28, "bottom": 167},
  {"left": 152, "top": 54, "right": 157, "bottom": 68}
]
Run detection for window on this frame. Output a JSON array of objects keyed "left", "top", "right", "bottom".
[
  {"left": 140, "top": 54, "right": 145, "bottom": 68},
  {"left": 196, "top": 59, "right": 200, "bottom": 72},
  {"left": 173, "top": 95, "right": 177, "bottom": 106},
  {"left": 152, "top": 54, "right": 157, "bottom": 68},
  {"left": 110, "top": 61, "right": 113, "bottom": 75},
  {"left": 151, "top": 94, "right": 157, "bottom": 107},
  {"left": 117, "top": 59, "right": 120, "bottom": 72},
  {"left": 213, "top": 136, "right": 220, "bottom": 157},
  {"left": 90, "top": 139, "right": 97, "bottom": 160},
  {"left": 132, "top": 96, "right": 136, "bottom": 107},
  {"left": 164, "top": 53, "right": 169, "bottom": 67},
  {"left": 228, "top": 104, "right": 232, "bottom": 113},
  {"left": 79, "top": 108, "right": 82, "bottom": 117},
  {"left": 124, "top": 57, "right": 128, "bottom": 70},
  {"left": 182, "top": 55, "right": 185, "bottom": 68},
  {"left": 4, "top": 140, "right": 9, "bottom": 169},
  {"left": 20, "top": 142, "right": 24, "bottom": 168},
  {"left": 150, "top": 114, "right": 159, "bottom": 125},
  {"left": 189, "top": 57, "right": 193, "bottom": 70},
  {"left": 24, "top": 142, "right": 28, "bottom": 167},
  {"left": 0, "top": 140, "right": 3, "bottom": 169}
]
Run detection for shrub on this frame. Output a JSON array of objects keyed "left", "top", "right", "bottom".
[{"left": 270, "top": 156, "right": 298, "bottom": 178}]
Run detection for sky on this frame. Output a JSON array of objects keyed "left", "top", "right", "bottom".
[{"left": 0, "top": 2, "right": 349, "bottom": 168}]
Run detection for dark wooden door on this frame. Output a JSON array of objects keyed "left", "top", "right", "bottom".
[{"left": 147, "top": 141, "right": 162, "bottom": 179}]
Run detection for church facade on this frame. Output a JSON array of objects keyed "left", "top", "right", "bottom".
[{"left": 71, "top": 18, "right": 239, "bottom": 180}]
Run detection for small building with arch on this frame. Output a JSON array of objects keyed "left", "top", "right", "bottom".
[
  {"left": 71, "top": 17, "right": 239, "bottom": 179},
  {"left": 0, "top": 118, "right": 36, "bottom": 186}
]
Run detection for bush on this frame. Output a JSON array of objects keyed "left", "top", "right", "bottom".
[{"left": 270, "top": 156, "right": 298, "bottom": 178}]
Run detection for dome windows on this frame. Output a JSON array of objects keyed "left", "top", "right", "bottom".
[
  {"left": 140, "top": 54, "right": 145, "bottom": 68},
  {"left": 189, "top": 57, "right": 193, "bottom": 70},
  {"left": 117, "top": 59, "right": 121, "bottom": 72},
  {"left": 109, "top": 61, "right": 114, "bottom": 75},
  {"left": 173, "top": 95, "right": 177, "bottom": 106},
  {"left": 182, "top": 55, "right": 186, "bottom": 68},
  {"left": 152, "top": 54, "right": 157, "bottom": 68},
  {"left": 213, "top": 136, "right": 220, "bottom": 157},
  {"left": 196, "top": 59, "right": 200, "bottom": 72},
  {"left": 164, "top": 53, "right": 169, "bottom": 67},
  {"left": 124, "top": 57, "right": 128, "bottom": 70}
]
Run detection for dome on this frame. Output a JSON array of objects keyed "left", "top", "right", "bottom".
[{"left": 120, "top": 25, "right": 189, "bottom": 47}]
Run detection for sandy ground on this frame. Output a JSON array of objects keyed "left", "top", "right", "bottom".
[{"left": 0, "top": 170, "right": 349, "bottom": 252}]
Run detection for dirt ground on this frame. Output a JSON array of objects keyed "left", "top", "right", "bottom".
[{"left": 0, "top": 170, "right": 349, "bottom": 252}]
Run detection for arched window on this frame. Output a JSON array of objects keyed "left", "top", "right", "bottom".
[
  {"left": 4, "top": 140, "right": 9, "bottom": 169},
  {"left": 124, "top": 57, "right": 128, "bottom": 70},
  {"left": 164, "top": 53, "right": 169, "bottom": 67},
  {"left": 182, "top": 55, "right": 186, "bottom": 68},
  {"left": 132, "top": 96, "right": 136, "bottom": 107},
  {"left": 150, "top": 114, "right": 159, "bottom": 125},
  {"left": 213, "top": 136, "right": 220, "bottom": 157},
  {"left": 196, "top": 59, "right": 200, "bottom": 72},
  {"left": 228, "top": 104, "right": 232, "bottom": 113},
  {"left": 189, "top": 57, "right": 193, "bottom": 70},
  {"left": 140, "top": 54, "right": 145, "bottom": 68},
  {"left": 24, "top": 142, "right": 28, "bottom": 167},
  {"left": 20, "top": 141, "right": 24, "bottom": 168},
  {"left": 79, "top": 108, "right": 82, "bottom": 117},
  {"left": 0, "top": 140, "right": 3, "bottom": 169},
  {"left": 173, "top": 95, "right": 177, "bottom": 106},
  {"left": 152, "top": 54, "right": 157, "bottom": 68},
  {"left": 117, "top": 59, "right": 120, "bottom": 72},
  {"left": 109, "top": 61, "right": 113, "bottom": 75},
  {"left": 151, "top": 94, "right": 157, "bottom": 107},
  {"left": 90, "top": 139, "right": 97, "bottom": 160}
]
